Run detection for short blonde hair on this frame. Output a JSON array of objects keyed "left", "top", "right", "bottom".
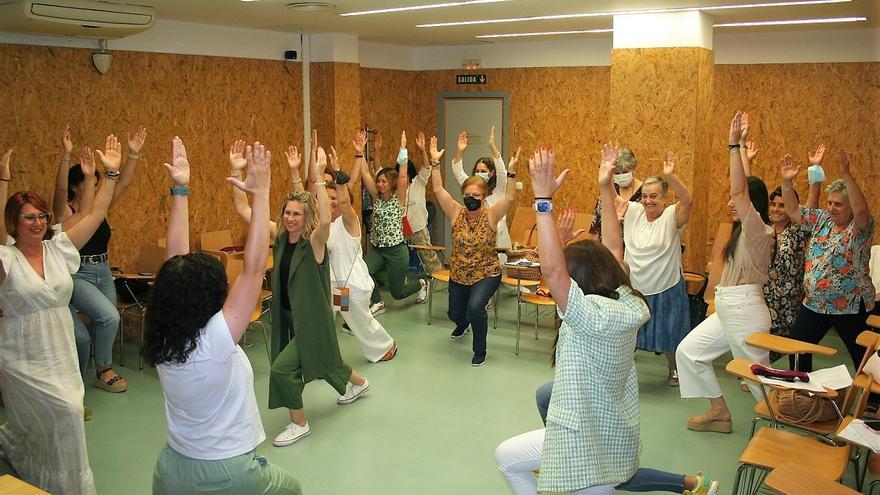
[
  {"left": 278, "top": 191, "right": 319, "bottom": 239},
  {"left": 825, "top": 179, "right": 848, "bottom": 198},
  {"left": 617, "top": 148, "right": 637, "bottom": 172},
  {"left": 461, "top": 176, "right": 489, "bottom": 195},
  {"left": 642, "top": 176, "right": 668, "bottom": 195}
]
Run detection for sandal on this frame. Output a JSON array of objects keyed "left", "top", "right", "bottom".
[
  {"left": 687, "top": 414, "right": 732, "bottom": 434},
  {"left": 95, "top": 367, "right": 128, "bottom": 393},
  {"left": 379, "top": 342, "right": 398, "bottom": 362}
]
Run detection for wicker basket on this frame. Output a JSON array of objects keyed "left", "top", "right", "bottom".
[{"left": 506, "top": 247, "right": 541, "bottom": 281}]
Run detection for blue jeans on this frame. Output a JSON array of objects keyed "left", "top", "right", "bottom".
[
  {"left": 448, "top": 275, "right": 501, "bottom": 356},
  {"left": 535, "top": 381, "right": 685, "bottom": 493},
  {"left": 70, "top": 261, "right": 120, "bottom": 378}
]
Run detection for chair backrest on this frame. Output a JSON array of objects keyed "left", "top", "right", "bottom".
[
  {"left": 200, "top": 230, "right": 234, "bottom": 252},
  {"left": 201, "top": 249, "right": 229, "bottom": 268},
  {"left": 137, "top": 244, "right": 167, "bottom": 275},
  {"left": 508, "top": 206, "right": 536, "bottom": 247}
]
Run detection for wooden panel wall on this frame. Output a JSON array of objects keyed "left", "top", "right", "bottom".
[{"left": 0, "top": 43, "right": 303, "bottom": 271}]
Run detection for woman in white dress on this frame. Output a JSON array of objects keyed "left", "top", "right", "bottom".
[{"left": 0, "top": 138, "right": 122, "bottom": 495}]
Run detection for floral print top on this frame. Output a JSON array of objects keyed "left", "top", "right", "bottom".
[
  {"left": 763, "top": 221, "right": 810, "bottom": 336},
  {"left": 800, "top": 207, "right": 875, "bottom": 314},
  {"left": 450, "top": 208, "right": 501, "bottom": 285},
  {"left": 589, "top": 185, "right": 642, "bottom": 241},
  {"left": 369, "top": 196, "right": 405, "bottom": 248}
]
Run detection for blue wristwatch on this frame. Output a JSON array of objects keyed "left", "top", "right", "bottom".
[{"left": 533, "top": 200, "right": 553, "bottom": 213}]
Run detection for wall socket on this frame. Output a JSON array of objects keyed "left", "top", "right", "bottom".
[{"left": 515, "top": 181, "right": 523, "bottom": 191}]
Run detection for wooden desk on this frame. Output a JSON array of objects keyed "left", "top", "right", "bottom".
[
  {"left": 765, "top": 463, "right": 859, "bottom": 495},
  {"left": 0, "top": 475, "right": 49, "bottom": 495}
]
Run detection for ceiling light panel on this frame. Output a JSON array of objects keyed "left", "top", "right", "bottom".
[
  {"left": 714, "top": 16, "right": 867, "bottom": 26},
  {"left": 340, "top": 0, "right": 510, "bottom": 17}
]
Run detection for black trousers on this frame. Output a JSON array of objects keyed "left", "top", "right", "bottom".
[{"left": 788, "top": 301, "right": 868, "bottom": 371}]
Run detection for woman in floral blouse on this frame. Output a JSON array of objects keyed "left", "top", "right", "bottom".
[
  {"left": 429, "top": 137, "right": 518, "bottom": 367},
  {"left": 780, "top": 149, "right": 875, "bottom": 371}
]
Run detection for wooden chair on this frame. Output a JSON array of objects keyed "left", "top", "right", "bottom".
[
  {"left": 410, "top": 244, "right": 450, "bottom": 325},
  {"left": 199, "top": 229, "right": 234, "bottom": 252},
  {"left": 765, "top": 463, "right": 861, "bottom": 495},
  {"left": 224, "top": 258, "right": 273, "bottom": 358},
  {"left": 0, "top": 474, "right": 50, "bottom": 494},
  {"left": 201, "top": 249, "right": 230, "bottom": 268},
  {"left": 114, "top": 243, "right": 165, "bottom": 368},
  {"left": 515, "top": 283, "right": 555, "bottom": 355},
  {"left": 725, "top": 357, "right": 867, "bottom": 495},
  {"left": 507, "top": 206, "right": 536, "bottom": 247}
]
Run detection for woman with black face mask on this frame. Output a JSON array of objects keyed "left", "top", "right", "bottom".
[{"left": 429, "top": 136, "right": 519, "bottom": 367}]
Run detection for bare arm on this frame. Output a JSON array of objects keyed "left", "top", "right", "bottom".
[
  {"left": 310, "top": 146, "right": 332, "bottom": 263},
  {"left": 223, "top": 142, "right": 272, "bottom": 343},
  {"left": 0, "top": 149, "right": 11, "bottom": 246},
  {"left": 66, "top": 138, "right": 121, "bottom": 250},
  {"left": 329, "top": 145, "right": 360, "bottom": 237},
  {"left": 285, "top": 144, "right": 305, "bottom": 193},
  {"left": 110, "top": 126, "right": 146, "bottom": 206},
  {"left": 839, "top": 149, "right": 870, "bottom": 231},
  {"left": 805, "top": 144, "right": 826, "bottom": 209},
  {"left": 163, "top": 137, "right": 191, "bottom": 259},
  {"left": 488, "top": 125, "right": 501, "bottom": 159},
  {"left": 451, "top": 131, "right": 469, "bottom": 185},
  {"left": 429, "top": 136, "right": 461, "bottom": 222},
  {"left": 62, "top": 156, "right": 95, "bottom": 231},
  {"left": 359, "top": 133, "right": 379, "bottom": 201},
  {"left": 662, "top": 151, "right": 693, "bottom": 228},
  {"left": 229, "top": 139, "right": 277, "bottom": 239},
  {"left": 53, "top": 125, "right": 74, "bottom": 222},
  {"left": 395, "top": 131, "right": 409, "bottom": 207},
  {"left": 780, "top": 154, "right": 802, "bottom": 224},
  {"left": 487, "top": 147, "right": 520, "bottom": 227},
  {"left": 529, "top": 148, "right": 572, "bottom": 312},
  {"left": 415, "top": 131, "right": 430, "bottom": 171},
  {"left": 598, "top": 143, "right": 624, "bottom": 262},
  {"left": 728, "top": 112, "right": 753, "bottom": 223}
]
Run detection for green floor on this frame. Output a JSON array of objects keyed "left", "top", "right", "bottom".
[{"left": 0, "top": 288, "right": 863, "bottom": 494}]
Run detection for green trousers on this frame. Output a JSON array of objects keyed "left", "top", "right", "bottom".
[
  {"left": 153, "top": 444, "right": 301, "bottom": 495},
  {"left": 269, "top": 331, "right": 352, "bottom": 410},
  {"left": 364, "top": 242, "right": 421, "bottom": 304}
]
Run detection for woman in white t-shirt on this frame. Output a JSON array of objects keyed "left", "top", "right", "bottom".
[
  {"left": 621, "top": 152, "right": 693, "bottom": 386},
  {"left": 142, "top": 138, "right": 300, "bottom": 495}
]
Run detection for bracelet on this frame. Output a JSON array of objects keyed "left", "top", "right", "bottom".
[
  {"left": 727, "top": 144, "right": 741, "bottom": 150},
  {"left": 103, "top": 170, "right": 121, "bottom": 182},
  {"left": 290, "top": 178, "right": 302, "bottom": 184},
  {"left": 354, "top": 154, "right": 364, "bottom": 158},
  {"left": 534, "top": 196, "right": 552, "bottom": 200},
  {"left": 430, "top": 160, "right": 440, "bottom": 166},
  {"left": 170, "top": 185, "right": 190, "bottom": 196},
  {"left": 781, "top": 186, "right": 794, "bottom": 191},
  {"left": 507, "top": 172, "right": 517, "bottom": 178},
  {"left": 128, "top": 153, "right": 140, "bottom": 160},
  {"left": 230, "top": 171, "right": 242, "bottom": 179},
  {"left": 314, "top": 181, "right": 327, "bottom": 186},
  {"left": 0, "top": 178, "right": 9, "bottom": 182}
]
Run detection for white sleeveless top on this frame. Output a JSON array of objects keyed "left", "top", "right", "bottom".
[{"left": 328, "top": 216, "right": 374, "bottom": 292}]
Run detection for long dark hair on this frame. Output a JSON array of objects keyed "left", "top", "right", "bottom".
[
  {"left": 551, "top": 239, "right": 647, "bottom": 366},
  {"left": 141, "top": 253, "right": 229, "bottom": 367},
  {"left": 472, "top": 157, "right": 497, "bottom": 193},
  {"left": 67, "top": 163, "right": 99, "bottom": 202},
  {"left": 724, "top": 176, "right": 770, "bottom": 261}
]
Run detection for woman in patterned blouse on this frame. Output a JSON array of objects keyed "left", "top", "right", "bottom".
[
  {"left": 780, "top": 149, "right": 874, "bottom": 371},
  {"left": 358, "top": 131, "right": 428, "bottom": 316},
  {"left": 428, "top": 136, "right": 518, "bottom": 367}
]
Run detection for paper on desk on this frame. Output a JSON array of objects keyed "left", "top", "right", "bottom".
[
  {"left": 756, "top": 364, "right": 852, "bottom": 393},
  {"left": 838, "top": 419, "right": 880, "bottom": 452}
]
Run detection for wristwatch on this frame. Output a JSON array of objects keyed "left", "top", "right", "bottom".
[{"left": 533, "top": 200, "right": 552, "bottom": 213}]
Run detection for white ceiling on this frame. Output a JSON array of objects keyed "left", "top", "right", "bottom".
[{"left": 147, "top": 0, "right": 878, "bottom": 45}]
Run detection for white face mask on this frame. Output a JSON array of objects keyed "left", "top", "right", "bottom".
[
  {"left": 613, "top": 171, "right": 633, "bottom": 187},
  {"left": 475, "top": 172, "right": 491, "bottom": 183}
]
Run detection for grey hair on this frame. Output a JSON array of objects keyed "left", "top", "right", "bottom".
[
  {"left": 642, "top": 175, "right": 669, "bottom": 195},
  {"left": 617, "top": 148, "right": 637, "bottom": 172},
  {"left": 825, "top": 179, "right": 848, "bottom": 197}
]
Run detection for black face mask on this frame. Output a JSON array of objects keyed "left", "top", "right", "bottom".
[{"left": 463, "top": 196, "right": 482, "bottom": 211}]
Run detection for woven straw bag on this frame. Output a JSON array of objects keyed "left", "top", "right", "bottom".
[
  {"left": 506, "top": 244, "right": 541, "bottom": 281},
  {"left": 771, "top": 388, "right": 842, "bottom": 425}
]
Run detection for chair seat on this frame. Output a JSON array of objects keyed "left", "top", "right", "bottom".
[
  {"left": 746, "top": 333, "right": 837, "bottom": 357},
  {"left": 501, "top": 276, "right": 541, "bottom": 287},
  {"left": 431, "top": 269, "right": 450, "bottom": 283},
  {"left": 521, "top": 293, "right": 556, "bottom": 306},
  {"left": 753, "top": 395, "right": 840, "bottom": 436},
  {"left": 739, "top": 427, "right": 850, "bottom": 480},
  {"left": 258, "top": 290, "right": 272, "bottom": 302},
  {"left": 765, "top": 463, "right": 860, "bottom": 495},
  {"left": 853, "top": 372, "right": 880, "bottom": 395}
]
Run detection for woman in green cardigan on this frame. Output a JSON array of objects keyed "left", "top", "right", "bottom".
[{"left": 268, "top": 147, "right": 369, "bottom": 448}]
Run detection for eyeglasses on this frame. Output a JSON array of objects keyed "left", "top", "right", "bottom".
[{"left": 19, "top": 213, "right": 51, "bottom": 224}]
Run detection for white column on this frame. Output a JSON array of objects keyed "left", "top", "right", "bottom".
[{"left": 613, "top": 11, "right": 713, "bottom": 49}]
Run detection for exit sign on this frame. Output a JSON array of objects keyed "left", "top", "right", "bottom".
[{"left": 456, "top": 74, "right": 487, "bottom": 85}]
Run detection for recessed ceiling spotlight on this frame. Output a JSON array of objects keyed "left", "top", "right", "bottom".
[{"left": 287, "top": 2, "right": 336, "bottom": 11}]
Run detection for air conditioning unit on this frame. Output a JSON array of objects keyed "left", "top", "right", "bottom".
[{"left": 0, "top": 0, "right": 155, "bottom": 38}]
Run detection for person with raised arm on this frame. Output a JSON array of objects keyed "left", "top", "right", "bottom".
[
  {"left": 0, "top": 136, "right": 123, "bottom": 495},
  {"left": 451, "top": 126, "right": 512, "bottom": 259},
  {"left": 781, "top": 147, "right": 874, "bottom": 371},
  {"left": 268, "top": 134, "right": 370, "bottom": 447},
  {"left": 326, "top": 131, "right": 397, "bottom": 362},
  {"left": 495, "top": 144, "right": 651, "bottom": 495},
  {"left": 142, "top": 138, "right": 301, "bottom": 494},
  {"left": 676, "top": 112, "right": 774, "bottom": 433},
  {"left": 430, "top": 136, "right": 518, "bottom": 366},
  {"left": 588, "top": 147, "right": 642, "bottom": 241},
  {"left": 359, "top": 130, "right": 428, "bottom": 316},
  {"left": 408, "top": 131, "right": 443, "bottom": 275},
  {"left": 54, "top": 125, "right": 145, "bottom": 394}
]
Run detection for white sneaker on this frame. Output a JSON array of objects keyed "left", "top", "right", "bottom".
[
  {"left": 273, "top": 422, "right": 310, "bottom": 447},
  {"left": 370, "top": 301, "right": 385, "bottom": 316},
  {"left": 337, "top": 378, "right": 370, "bottom": 405},
  {"left": 415, "top": 279, "right": 428, "bottom": 304}
]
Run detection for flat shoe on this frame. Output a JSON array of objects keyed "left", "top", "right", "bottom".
[{"left": 687, "top": 415, "right": 732, "bottom": 433}]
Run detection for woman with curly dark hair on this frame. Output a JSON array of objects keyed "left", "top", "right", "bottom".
[{"left": 143, "top": 138, "right": 300, "bottom": 495}]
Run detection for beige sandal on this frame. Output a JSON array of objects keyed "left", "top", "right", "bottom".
[
  {"left": 95, "top": 367, "right": 127, "bottom": 393},
  {"left": 687, "top": 415, "right": 732, "bottom": 433}
]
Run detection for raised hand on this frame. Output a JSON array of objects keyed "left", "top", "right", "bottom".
[
  {"left": 598, "top": 142, "right": 618, "bottom": 187},
  {"left": 809, "top": 144, "right": 827, "bottom": 166},
  {"left": 128, "top": 126, "right": 147, "bottom": 154},
  {"left": 400, "top": 130, "right": 407, "bottom": 150},
  {"left": 353, "top": 129, "right": 367, "bottom": 154},
  {"left": 488, "top": 125, "right": 500, "bottom": 157},
  {"left": 508, "top": 146, "right": 522, "bottom": 173},
  {"left": 228, "top": 142, "right": 270, "bottom": 195},
  {"left": 163, "top": 136, "right": 190, "bottom": 186},
  {"left": 780, "top": 154, "right": 799, "bottom": 182},
  {"left": 837, "top": 149, "right": 851, "bottom": 176},
  {"left": 429, "top": 136, "right": 445, "bottom": 162},
  {"left": 457, "top": 131, "right": 468, "bottom": 153},
  {"left": 662, "top": 150, "right": 676, "bottom": 176},
  {"left": 739, "top": 112, "right": 751, "bottom": 144},
  {"left": 529, "top": 147, "right": 567, "bottom": 198},
  {"left": 328, "top": 145, "right": 339, "bottom": 171},
  {"left": 415, "top": 132, "right": 426, "bottom": 151},
  {"left": 285, "top": 145, "right": 302, "bottom": 172},
  {"left": 746, "top": 141, "right": 760, "bottom": 161},
  {"left": 556, "top": 207, "right": 586, "bottom": 245},
  {"left": 95, "top": 134, "right": 123, "bottom": 172},
  {"left": 62, "top": 125, "right": 73, "bottom": 154},
  {"left": 80, "top": 146, "right": 96, "bottom": 177},
  {"left": 229, "top": 140, "right": 247, "bottom": 172},
  {"left": 729, "top": 112, "right": 743, "bottom": 145},
  {"left": 1, "top": 148, "right": 13, "bottom": 180},
  {"left": 373, "top": 132, "right": 383, "bottom": 152},
  {"left": 316, "top": 146, "right": 328, "bottom": 172}
]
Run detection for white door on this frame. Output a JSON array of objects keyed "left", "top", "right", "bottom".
[{"left": 439, "top": 95, "right": 506, "bottom": 252}]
